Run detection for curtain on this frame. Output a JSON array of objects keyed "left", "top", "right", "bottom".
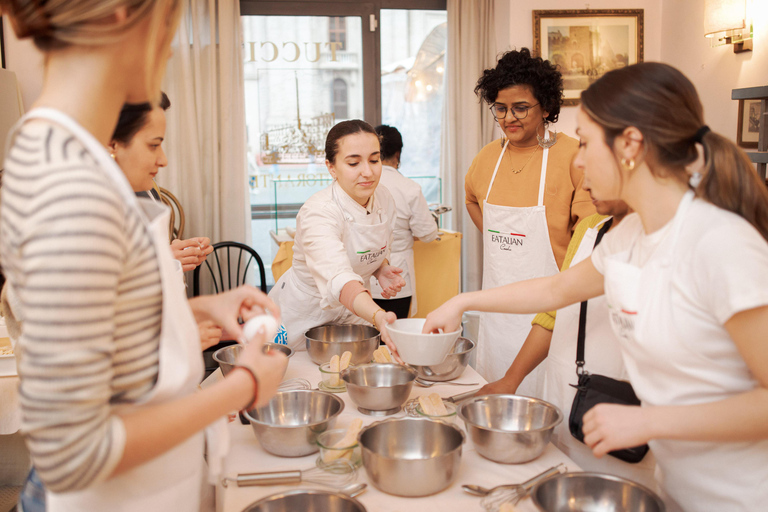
[
  {"left": 441, "top": 0, "right": 498, "bottom": 293},
  {"left": 161, "top": 0, "right": 250, "bottom": 247}
]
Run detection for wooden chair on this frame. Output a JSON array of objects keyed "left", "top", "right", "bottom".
[{"left": 157, "top": 186, "right": 185, "bottom": 242}]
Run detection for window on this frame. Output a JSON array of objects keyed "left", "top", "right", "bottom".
[
  {"left": 328, "top": 16, "right": 347, "bottom": 51},
  {"left": 332, "top": 78, "right": 349, "bottom": 119}
]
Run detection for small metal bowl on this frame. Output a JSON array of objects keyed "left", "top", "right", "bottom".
[
  {"left": 532, "top": 472, "right": 665, "bottom": 512},
  {"left": 305, "top": 324, "right": 380, "bottom": 366},
  {"left": 212, "top": 343, "right": 293, "bottom": 377},
  {"left": 244, "top": 390, "right": 345, "bottom": 457},
  {"left": 341, "top": 363, "right": 417, "bottom": 416},
  {"left": 358, "top": 416, "right": 464, "bottom": 497},
  {"left": 458, "top": 394, "right": 562, "bottom": 464},
  {"left": 410, "top": 337, "right": 475, "bottom": 381},
  {"left": 242, "top": 489, "right": 367, "bottom": 512}
]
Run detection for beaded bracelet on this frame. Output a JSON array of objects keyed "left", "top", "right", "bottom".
[{"left": 234, "top": 364, "right": 259, "bottom": 411}]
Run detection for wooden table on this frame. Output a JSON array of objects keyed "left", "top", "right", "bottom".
[{"left": 212, "top": 351, "right": 579, "bottom": 512}]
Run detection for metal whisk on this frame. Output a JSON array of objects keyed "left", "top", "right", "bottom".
[
  {"left": 481, "top": 464, "right": 566, "bottom": 512},
  {"left": 221, "top": 460, "right": 357, "bottom": 490}
]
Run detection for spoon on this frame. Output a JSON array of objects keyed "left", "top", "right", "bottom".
[
  {"left": 338, "top": 482, "right": 367, "bottom": 498},
  {"left": 415, "top": 377, "right": 479, "bottom": 387},
  {"left": 462, "top": 464, "right": 565, "bottom": 497}
]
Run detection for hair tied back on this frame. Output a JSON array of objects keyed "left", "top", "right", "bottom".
[{"left": 693, "top": 125, "right": 710, "bottom": 144}]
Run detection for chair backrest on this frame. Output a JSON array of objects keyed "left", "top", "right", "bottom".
[
  {"left": 158, "top": 186, "right": 185, "bottom": 241},
  {"left": 192, "top": 241, "right": 267, "bottom": 296}
]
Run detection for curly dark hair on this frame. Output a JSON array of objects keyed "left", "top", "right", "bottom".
[{"left": 475, "top": 48, "right": 563, "bottom": 123}]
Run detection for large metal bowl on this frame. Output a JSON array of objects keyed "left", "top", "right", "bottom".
[
  {"left": 244, "top": 390, "right": 345, "bottom": 457},
  {"left": 410, "top": 337, "right": 475, "bottom": 381},
  {"left": 341, "top": 363, "right": 417, "bottom": 415},
  {"left": 305, "top": 324, "right": 379, "bottom": 366},
  {"left": 458, "top": 394, "right": 562, "bottom": 464},
  {"left": 242, "top": 489, "right": 366, "bottom": 512},
  {"left": 212, "top": 343, "right": 293, "bottom": 377},
  {"left": 532, "top": 472, "right": 665, "bottom": 512},
  {"left": 358, "top": 416, "right": 464, "bottom": 497}
]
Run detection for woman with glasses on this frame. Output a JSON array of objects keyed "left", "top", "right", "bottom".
[{"left": 465, "top": 48, "right": 594, "bottom": 391}]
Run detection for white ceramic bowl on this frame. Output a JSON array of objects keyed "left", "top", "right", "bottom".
[{"left": 386, "top": 318, "right": 461, "bottom": 366}]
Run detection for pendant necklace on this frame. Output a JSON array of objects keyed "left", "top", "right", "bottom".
[{"left": 508, "top": 145, "right": 540, "bottom": 174}]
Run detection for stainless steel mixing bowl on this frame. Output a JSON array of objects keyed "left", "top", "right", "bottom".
[
  {"left": 305, "top": 324, "right": 379, "bottom": 365},
  {"left": 531, "top": 472, "right": 665, "bottom": 512},
  {"left": 410, "top": 337, "right": 475, "bottom": 381},
  {"left": 358, "top": 416, "right": 464, "bottom": 497},
  {"left": 341, "top": 363, "right": 417, "bottom": 415},
  {"left": 212, "top": 343, "right": 293, "bottom": 377},
  {"left": 458, "top": 394, "right": 562, "bottom": 464},
  {"left": 242, "top": 489, "right": 367, "bottom": 512},
  {"left": 244, "top": 389, "right": 345, "bottom": 457}
]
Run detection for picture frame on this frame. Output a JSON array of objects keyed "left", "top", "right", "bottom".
[
  {"left": 533, "top": 9, "right": 644, "bottom": 105},
  {"left": 737, "top": 98, "right": 761, "bottom": 149}
]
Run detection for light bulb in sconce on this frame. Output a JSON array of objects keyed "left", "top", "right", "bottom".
[{"left": 704, "top": 0, "right": 753, "bottom": 53}]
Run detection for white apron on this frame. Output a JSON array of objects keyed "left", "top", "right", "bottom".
[
  {"left": 541, "top": 218, "right": 657, "bottom": 490},
  {"left": 603, "top": 191, "right": 768, "bottom": 511},
  {"left": 370, "top": 247, "right": 417, "bottom": 316},
  {"left": 270, "top": 185, "right": 391, "bottom": 350},
  {"left": 18, "top": 109, "right": 218, "bottom": 512},
  {"left": 476, "top": 140, "right": 559, "bottom": 392}
]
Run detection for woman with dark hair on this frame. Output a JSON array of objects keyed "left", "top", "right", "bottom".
[
  {"left": 109, "top": 92, "right": 213, "bottom": 273},
  {"left": 426, "top": 62, "right": 768, "bottom": 511},
  {"left": 465, "top": 48, "right": 594, "bottom": 390},
  {"left": 370, "top": 125, "right": 437, "bottom": 318},
  {"left": 268, "top": 120, "right": 404, "bottom": 355}
]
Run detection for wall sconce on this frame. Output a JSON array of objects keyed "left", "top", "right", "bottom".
[{"left": 704, "top": 0, "right": 753, "bottom": 53}]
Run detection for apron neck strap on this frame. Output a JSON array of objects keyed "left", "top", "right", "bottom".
[{"left": 486, "top": 139, "right": 549, "bottom": 206}]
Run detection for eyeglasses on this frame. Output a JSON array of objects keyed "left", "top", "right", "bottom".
[{"left": 490, "top": 103, "right": 540, "bottom": 121}]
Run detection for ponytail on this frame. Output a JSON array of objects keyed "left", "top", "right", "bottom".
[{"left": 697, "top": 131, "right": 768, "bottom": 242}]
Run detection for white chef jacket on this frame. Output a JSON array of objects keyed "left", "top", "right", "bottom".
[
  {"left": 291, "top": 181, "right": 396, "bottom": 309},
  {"left": 591, "top": 198, "right": 768, "bottom": 511}
]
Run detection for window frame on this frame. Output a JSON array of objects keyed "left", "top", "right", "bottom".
[{"left": 239, "top": 0, "right": 447, "bottom": 126}]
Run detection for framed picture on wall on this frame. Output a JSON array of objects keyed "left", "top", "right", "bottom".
[
  {"left": 737, "top": 99, "right": 761, "bottom": 149},
  {"left": 533, "top": 9, "right": 644, "bottom": 105}
]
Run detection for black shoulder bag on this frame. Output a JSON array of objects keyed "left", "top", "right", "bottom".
[{"left": 567, "top": 218, "right": 650, "bottom": 464}]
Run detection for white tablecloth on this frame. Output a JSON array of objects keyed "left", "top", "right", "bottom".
[{"left": 212, "top": 351, "right": 579, "bottom": 512}]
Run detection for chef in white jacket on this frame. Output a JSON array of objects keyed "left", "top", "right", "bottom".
[
  {"left": 269, "top": 120, "right": 405, "bottom": 353},
  {"left": 370, "top": 125, "right": 438, "bottom": 318}
]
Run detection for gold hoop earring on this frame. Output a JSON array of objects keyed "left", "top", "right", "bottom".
[{"left": 621, "top": 158, "right": 635, "bottom": 171}]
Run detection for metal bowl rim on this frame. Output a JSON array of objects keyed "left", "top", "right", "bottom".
[
  {"left": 242, "top": 488, "right": 366, "bottom": 511},
  {"left": 340, "top": 363, "right": 418, "bottom": 388},
  {"left": 530, "top": 471, "right": 666, "bottom": 509},
  {"left": 357, "top": 416, "right": 465, "bottom": 461},
  {"left": 263, "top": 342, "right": 295, "bottom": 358},
  {"left": 211, "top": 344, "right": 240, "bottom": 365},
  {"left": 243, "top": 389, "right": 345, "bottom": 428},
  {"left": 458, "top": 394, "right": 563, "bottom": 433},
  {"left": 304, "top": 324, "right": 381, "bottom": 343}
]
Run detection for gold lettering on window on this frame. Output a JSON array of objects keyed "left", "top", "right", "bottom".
[
  {"left": 282, "top": 42, "right": 300, "bottom": 62},
  {"left": 261, "top": 41, "right": 278, "bottom": 62}
]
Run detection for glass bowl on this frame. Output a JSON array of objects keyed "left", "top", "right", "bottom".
[
  {"left": 415, "top": 400, "right": 458, "bottom": 424},
  {"left": 316, "top": 428, "right": 362, "bottom": 469},
  {"left": 319, "top": 362, "right": 347, "bottom": 393}
]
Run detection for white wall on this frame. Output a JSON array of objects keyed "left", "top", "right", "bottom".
[
  {"left": 504, "top": 0, "right": 663, "bottom": 139},
  {"left": 661, "top": 0, "right": 768, "bottom": 139}
]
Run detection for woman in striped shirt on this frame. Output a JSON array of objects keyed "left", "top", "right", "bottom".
[{"left": 0, "top": 1, "right": 287, "bottom": 511}]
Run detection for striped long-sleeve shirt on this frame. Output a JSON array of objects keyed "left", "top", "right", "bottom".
[{"left": 0, "top": 119, "right": 162, "bottom": 492}]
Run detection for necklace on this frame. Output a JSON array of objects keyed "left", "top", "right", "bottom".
[{"left": 508, "top": 145, "right": 540, "bottom": 174}]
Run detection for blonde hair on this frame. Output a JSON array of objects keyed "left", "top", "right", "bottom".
[{"left": 0, "top": 0, "right": 182, "bottom": 98}]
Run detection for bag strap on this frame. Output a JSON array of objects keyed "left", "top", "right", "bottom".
[{"left": 575, "top": 218, "right": 614, "bottom": 376}]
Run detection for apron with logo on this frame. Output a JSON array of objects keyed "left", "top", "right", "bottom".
[
  {"left": 476, "top": 140, "right": 558, "bottom": 392},
  {"left": 14, "top": 109, "right": 219, "bottom": 512},
  {"left": 541, "top": 218, "right": 657, "bottom": 490},
  {"left": 270, "top": 183, "right": 391, "bottom": 350},
  {"left": 603, "top": 191, "right": 768, "bottom": 511}
]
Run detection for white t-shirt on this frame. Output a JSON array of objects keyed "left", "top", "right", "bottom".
[
  {"left": 291, "top": 181, "right": 396, "bottom": 309},
  {"left": 378, "top": 166, "right": 438, "bottom": 253},
  {"left": 591, "top": 197, "right": 768, "bottom": 511}
]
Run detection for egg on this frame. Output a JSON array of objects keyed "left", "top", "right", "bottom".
[{"left": 242, "top": 314, "right": 279, "bottom": 344}]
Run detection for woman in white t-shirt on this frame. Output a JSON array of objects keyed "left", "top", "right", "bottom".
[{"left": 424, "top": 62, "right": 768, "bottom": 512}]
